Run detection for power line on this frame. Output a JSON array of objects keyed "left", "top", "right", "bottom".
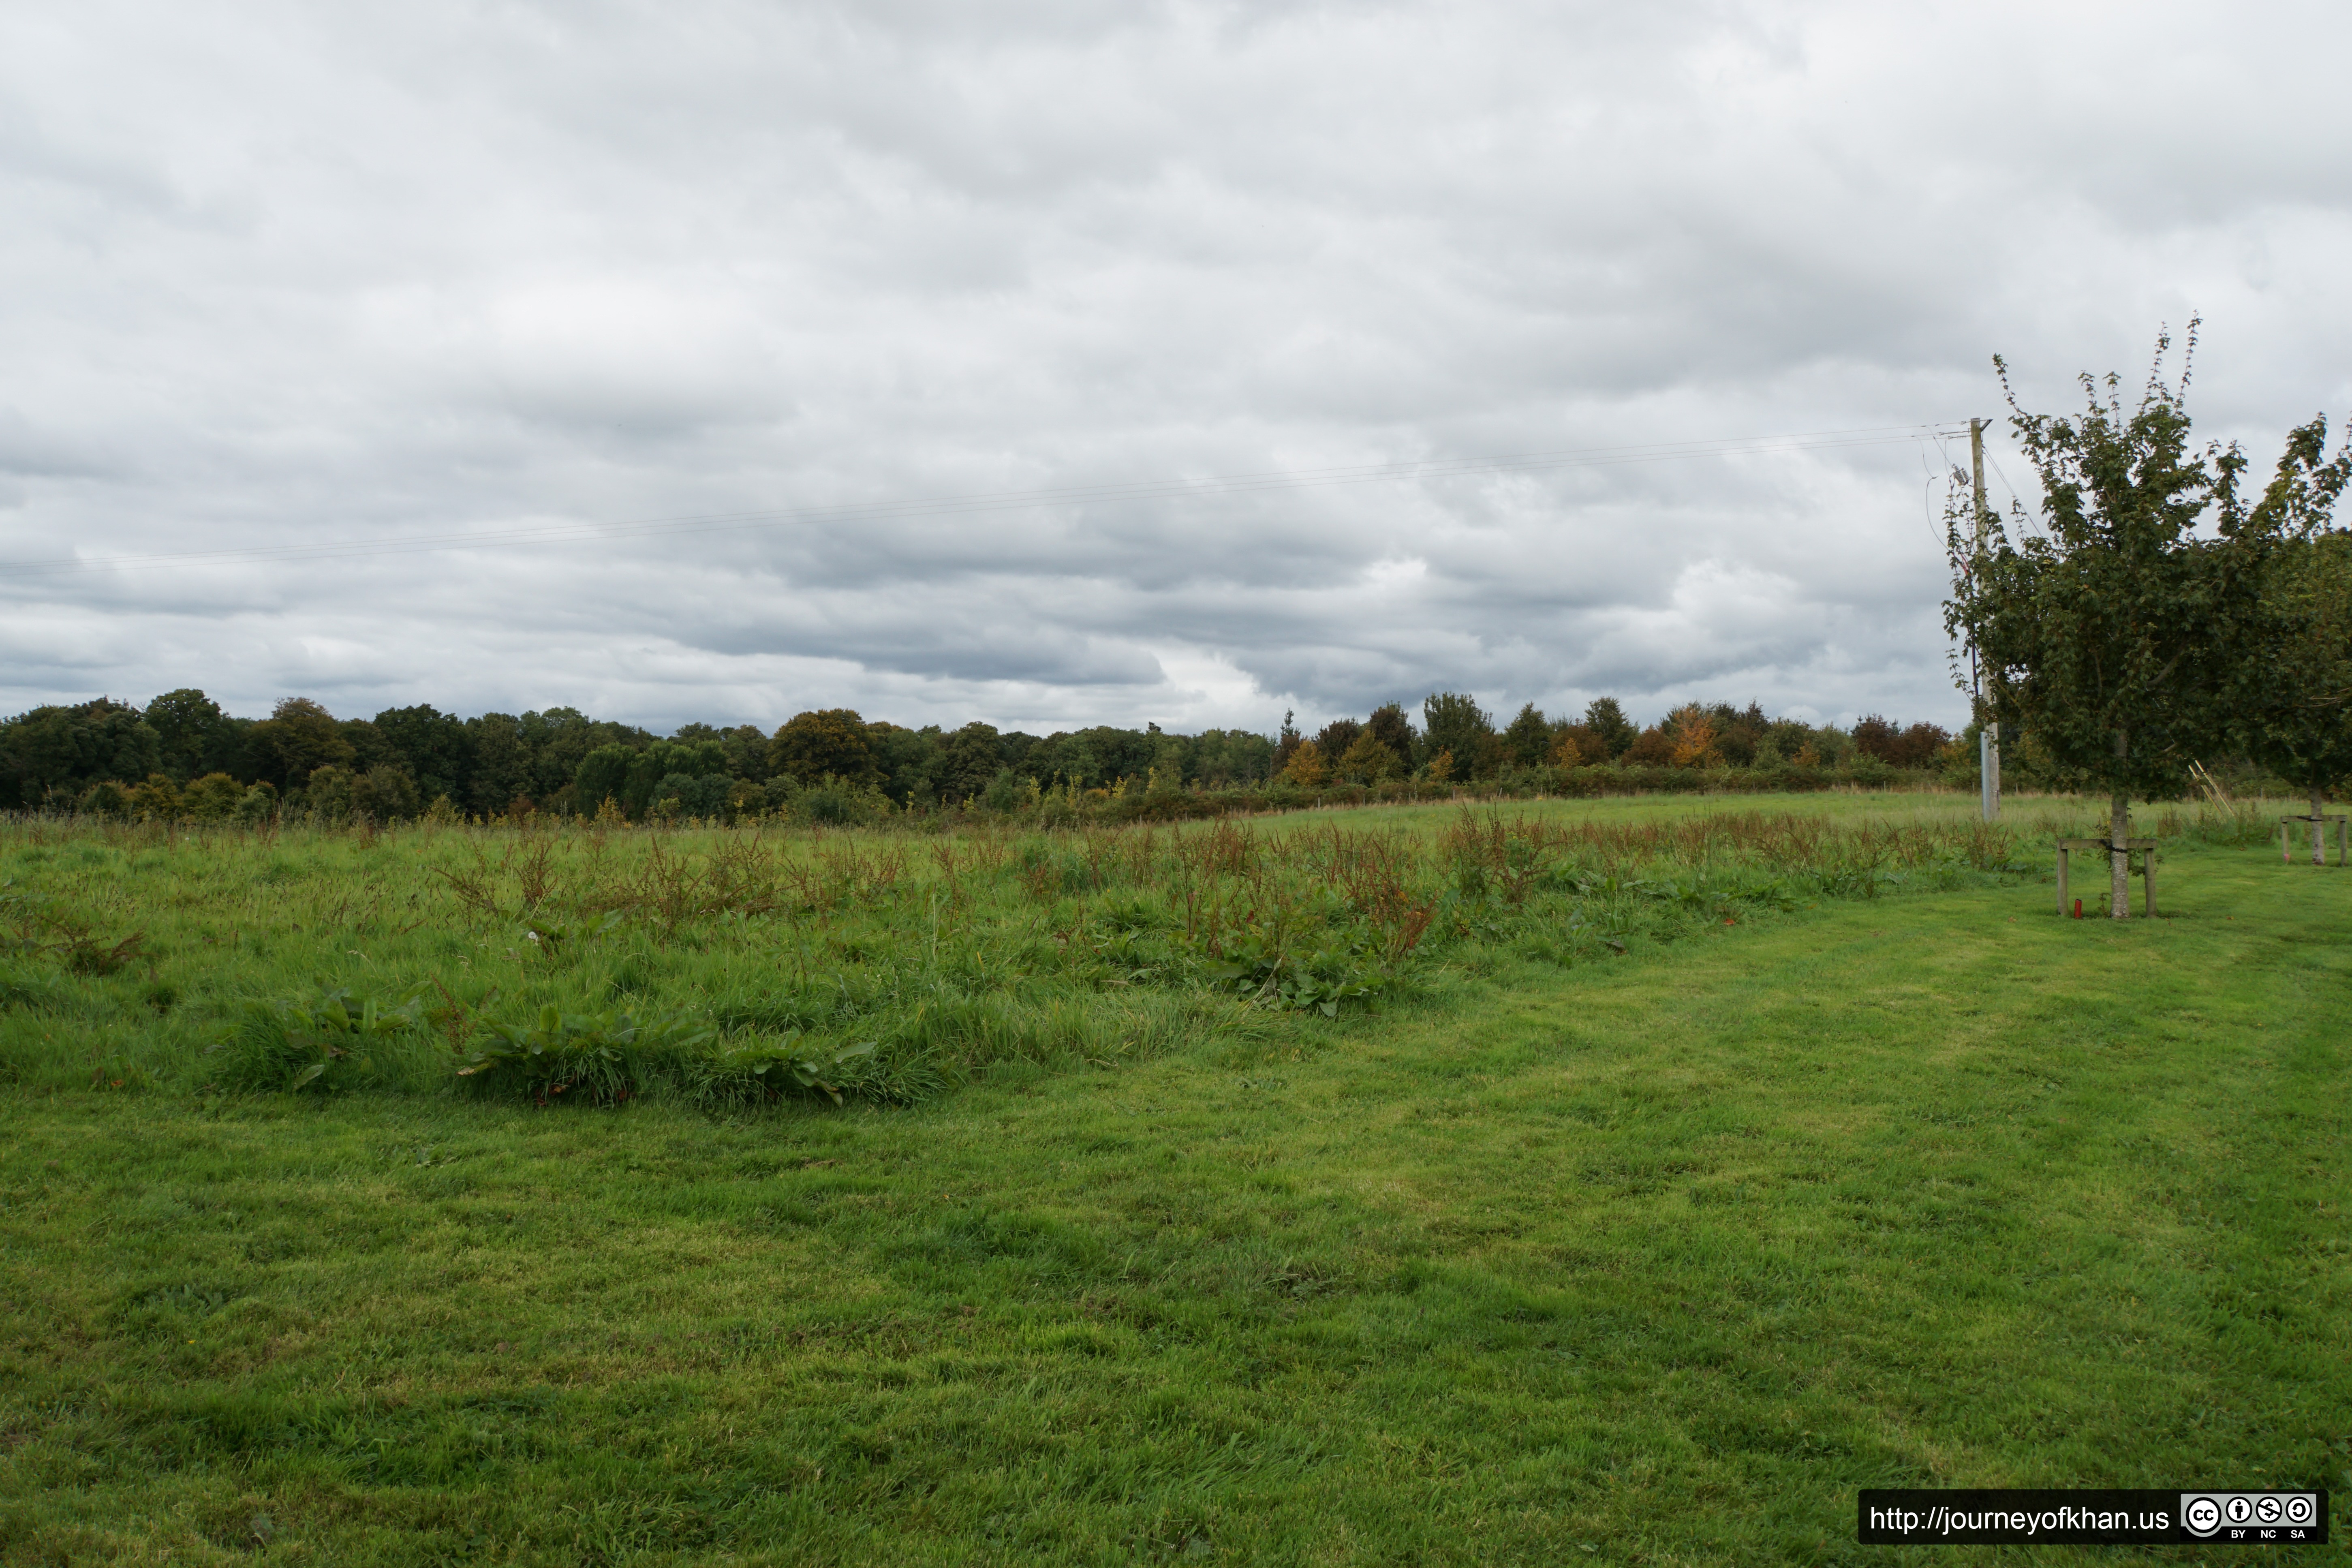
[
  {"left": 2, "top": 421, "right": 1969, "bottom": 577},
  {"left": 1984, "top": 451, "right": 2037, "bottom": 533},
  {"left": 1925, "top": 426, "right": 1965, "bottom": 553}
]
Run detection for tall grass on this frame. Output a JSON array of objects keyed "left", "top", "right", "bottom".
[{"left": 1, "top": 795, "right": 2226, "bottom": 1106}]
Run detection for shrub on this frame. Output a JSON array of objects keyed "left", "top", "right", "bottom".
[
  {"left": 652, "top": 772, "right": 732, "bottom": 821},
  {"left": 76, "top": 780, "right": 130, "bottom": 818},
  {"left": 795, "top": 775, "right": 888, "bottom": 826},
  {"left": 125, "top": 774, "right": 183, "bottom": 820},
  {"left": 1846, "top": 754, "right": 1895, "bottom": 785},
  {"left": 210, "top": 988, "right": 422, "bottom": 1093},
  {"left": 361, "top": 763, "right": 422, "bottom": 821},
  {"left": 455, "top": 1005, "right": 716, "bottom": 1105},
  {"left": 981, "top": 768, "right": 1031, "bottom": 813},
  {"left": 1203, "top": 936, "right": 1389, "bottom": 1016},
  {"left": 182, "top": 772, "right": 245, "bottom": 819},
  {"left": 727, "top": 777, "right": 772, "bottom": 817},
  {"left": 1, "top": 894, "right": 146, "bottom": 975},
  {"left": 688, "top": 1037, "right": 878, "bottom": 1107},
  {"left": 234, "top": 782, "right": 279, "bottom": 825},
  {"left": 306, "top": 765, "right": 357, "bottom": 822}
]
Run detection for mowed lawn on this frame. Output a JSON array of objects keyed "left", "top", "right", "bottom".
[{"left": 2, "top": 829, "right": 2346, "bottom": 1564}]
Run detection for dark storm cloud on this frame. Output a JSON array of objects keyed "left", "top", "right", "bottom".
[{"left": 3, "top": 0, "right": 2349, "bottom": 736}]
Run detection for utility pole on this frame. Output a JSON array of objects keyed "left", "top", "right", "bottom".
[{"left": 1971, "top": 417, "right": 2000, "bottom": 822}]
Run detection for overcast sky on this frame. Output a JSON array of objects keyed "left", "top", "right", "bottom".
[{"left": 4, "top": 1, "right": 2348, "bottom": 738}]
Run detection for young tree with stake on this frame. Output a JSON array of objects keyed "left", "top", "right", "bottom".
[{"left": 1946, "top": 325, "right": 2330, "bottom": 917}]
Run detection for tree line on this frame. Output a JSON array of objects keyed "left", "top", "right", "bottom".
[
  {"left": 1270, "top": 696, "right": 1952, "bottom": 789},
  {"left": 0, "top": 686, "right": 1958, "bottom": 824}
]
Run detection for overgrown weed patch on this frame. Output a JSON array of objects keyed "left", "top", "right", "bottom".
[{"left": 1, "top": 794, "right": 2073, "bottom": 1106}]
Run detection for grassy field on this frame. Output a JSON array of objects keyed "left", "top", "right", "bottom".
[
  {"left": 1, "top": 790, "right": 2053, "bottom": 1106},
  {"left": 1, "top": 794, "right": 2346, "bottom": 1563}
]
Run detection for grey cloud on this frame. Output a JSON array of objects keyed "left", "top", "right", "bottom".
[
  {"left": 0, "top": 407, "right": 122, "bottom": 480},
  {"left": 4, "top": 0, "right": 2348, "bottom": 736}
]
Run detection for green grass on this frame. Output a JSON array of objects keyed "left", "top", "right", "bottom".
[
  {"left": 0, "top": 790, "right": 2053, "bottom": 1104},
  {"left": 0, "top": 797, "right": 2346, "bottom": 1563}
]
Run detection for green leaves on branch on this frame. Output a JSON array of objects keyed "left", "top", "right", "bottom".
[
  {"left": 1950, "top": 327, "right": 2230, "bottom": 801},
  {"left": 1947, "top": 323, "right": 2352, "bottom": 810},
  {"left": 2232, "top": 530, "right": 2352, "bottom": 806}
]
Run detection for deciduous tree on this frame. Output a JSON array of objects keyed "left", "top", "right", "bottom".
[
  {"left": 1501, "top": 703, "right": 1552, "bottom": 769},
  {"left": 0, "top": 698, "right": 162, "bottom": 807},
  {"left": 1581, "top": 698, "right": 1636, "bottom": 760},
  {"left": 573, "top": 745, "right": 636, "bottom": 817},
  {"left": 1621, "top": 726, "right": 1674, "bottom": 767},
  {"left": 1366, "top": 703, "right": 1416, "bottom": 764},
  {"left": 2226, "top": 438, "right": 2352, "bottom": 845},
  {"left": 933, "top": 722, "right": 1005, "bottom": 803},
  {"left": 770, "top": 709, "right": 878, "bottom": 785},
  {"left": 144, "top": 689, "right": 234, "bottom": 781},
  {"left": 1313, "top": 717, "right": 1363, "bottom": 762},
  {"left": 1947, "top": 326, "right": 2305, "bottom": 916},
  {"left": 1336, "top": 728, "right": 1402, "bottom": 783},
  {"left": 374, "top": 704, "right": 476, "bottom": 805},
  {"left": 1667, "top": 704, "right": 1721, "bottom": 768},
  {"left": 248, "top": 698, "right": 355, "bottom": 790},
  {"left": 1851, "top": 714, "right": 1901, "bottom": 763},
  {"left": 1273, "top": 710, "right": 1303, "bottom": 778},
  {"left": 1421, "top": 693, "right": 1493, "bottom": 778}
]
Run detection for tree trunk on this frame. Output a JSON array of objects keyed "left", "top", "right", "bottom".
[
  {"left": 2110, "top": 729, "right": 2131, "bottom": 919},
  {"left": 2315, "top": 787, "right": 2328, "bottom": 867}
]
